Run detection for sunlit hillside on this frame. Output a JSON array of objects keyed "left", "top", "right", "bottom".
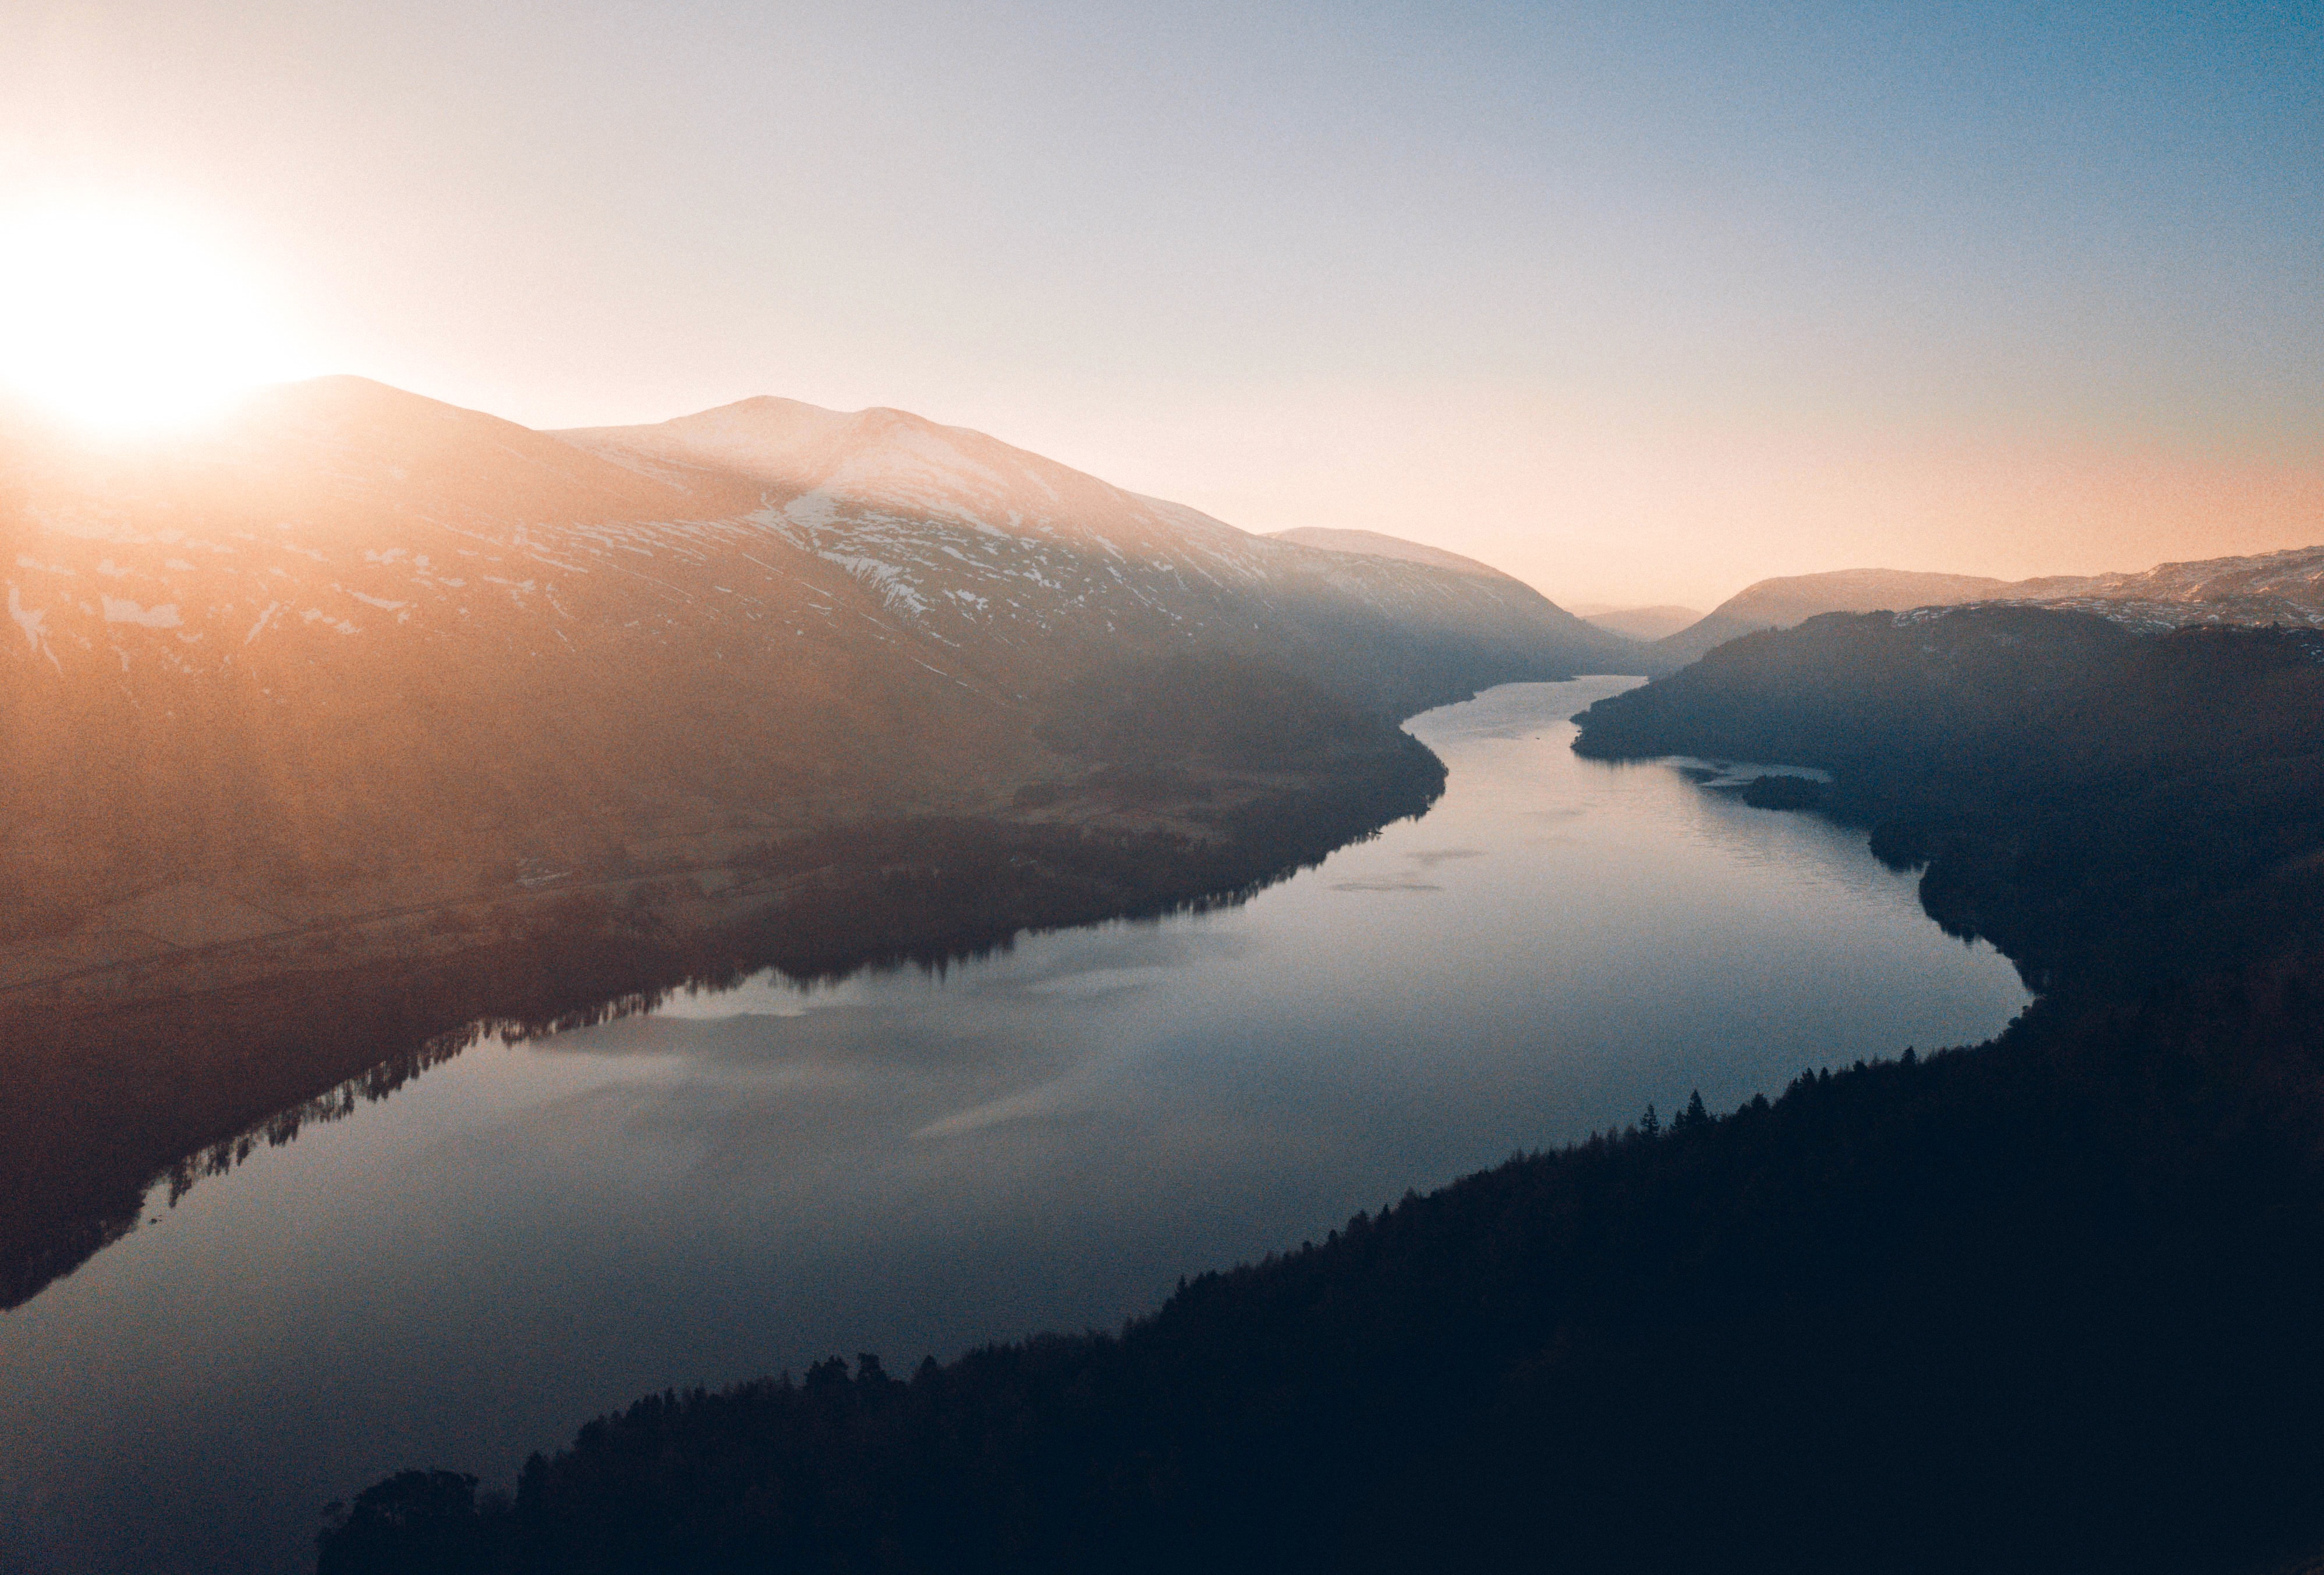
[{"left": 0, "top": 378, "right": 1636, "bottom": 963}]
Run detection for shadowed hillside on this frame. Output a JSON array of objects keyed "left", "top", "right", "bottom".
[
  {"left": 1576, "top": 606, "right": 2324, "bottom": 995},
  {"left": 1652, "top": 567, "right": 2014, "bottom": 665},
  {"left": 320, "top": 603, "right": 2324, "bottom": 1575}
]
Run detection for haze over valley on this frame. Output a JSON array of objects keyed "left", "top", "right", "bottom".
[
  {"left": 3, "top": 4, "right": 2321, "bottom": 1573},
  {"left": 8, "top": 346, "right": 2324, "bottom": 1575},
  {"left": 9, "top": 371, "right": 2324, "bottom": 1573}
]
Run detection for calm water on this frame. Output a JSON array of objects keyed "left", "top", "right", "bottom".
[{"left": 0, "top": 680, "right": 2029, "bottom": 1574}]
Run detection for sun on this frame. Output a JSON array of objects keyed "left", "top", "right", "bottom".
[{"left": 0, "top": 202, "right": 308, "bottom": 434}]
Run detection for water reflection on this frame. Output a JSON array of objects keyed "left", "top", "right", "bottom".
[{"left": 0, "top": 680, "right": 2029, "bottom": 1575}]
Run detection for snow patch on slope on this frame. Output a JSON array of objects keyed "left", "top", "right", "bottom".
[{"left": 101, "top": 597, "right": 182, "bottom": 628}]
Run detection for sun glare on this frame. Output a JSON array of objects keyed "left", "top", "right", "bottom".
[{"left": 0, "top": 203, "right": 307, "bottom": 434}]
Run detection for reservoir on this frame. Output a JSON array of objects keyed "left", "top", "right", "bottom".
[{"left": 0, "top": 679, "right": 2031, "bottom": 1573}]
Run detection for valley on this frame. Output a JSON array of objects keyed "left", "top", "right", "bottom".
[
  {"left": 300, "top": 589, "right": 2324, "bottom": 1575},
  {"left": 9, "top": 12, "right": 2315, "bottom": 1574},
  {"left": 9, "top": 378, "right": 2324, "bottom": 1575},
  {"left": 0, "top": 680, "right": 2031, "bottom": 1575}
]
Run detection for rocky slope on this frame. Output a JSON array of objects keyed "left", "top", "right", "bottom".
[{"left": 2006, "top": 544, "right": 2324, "bottom": 633}]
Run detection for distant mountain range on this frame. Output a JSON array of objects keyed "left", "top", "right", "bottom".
[
  {"left": 0, "top": 379, "right": 1638, "bottom": 979},
  {"left": 1653, "top": 549, "right": 2324, "bottom": 665},
  {"left": 9, "top": 368, "right": 2309, "bottom": 971}
]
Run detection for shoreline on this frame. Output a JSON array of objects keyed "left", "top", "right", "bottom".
[{"left": 1, "top": 740, "right": 1445, "bottom": 1311}]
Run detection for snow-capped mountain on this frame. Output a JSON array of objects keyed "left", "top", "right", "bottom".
[
  {"left": 1655, "top": 550, "right": 2324, "bottom": 665},
  {"left": 2004, "top": 545, "right": 2324, "bottom": 632},
  {"left": 0, "top": 379, "right": 1631, "bottom": 941},
  {"left": 562, "top": 398, "right": 1636, "bottom": 713}
]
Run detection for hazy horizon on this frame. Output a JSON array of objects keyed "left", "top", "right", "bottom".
[{"left": 3, "top": 0, "right": 2318, "bottom": 607}]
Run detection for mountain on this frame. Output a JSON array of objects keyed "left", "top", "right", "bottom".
[
  {"left": 1655, "top": 548, "right": 2324, "bottom": 668},
  {"left": 1576, "top": 604, "right": 2324, "bottom": 995},
  {"left": 2005, "top": 544, "right": 2324, "bottom": 632},
  {"left": 565, "top": 403, "right": 1646, "bottom": 715},
  {"left": 0, "top": 378, "right": 980, "bottom": 948},
  {"left": 1580, "top": 604, "right": 1702, "bottom": 641},
  {"left": 1264, "top": 527, "right": 1510, "bottom": 581},
  {"left": 1655, "top": 569, "right": 2015, "bottom": 666},
  {"left": 1256, "top": 526, "right": 1646, "bottom": 664},
  {"left": 0, "top": 379, "right": 1639, "bottom": 989},
  {"left": 3, "top": 378, "right": 1662, "bottom": 1308}
]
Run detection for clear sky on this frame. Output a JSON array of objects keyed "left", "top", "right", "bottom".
[{"left": 2, "top": 1, "right": 2316, "bottom": 608}]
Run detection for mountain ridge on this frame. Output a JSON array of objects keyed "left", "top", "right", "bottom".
[
  {"left": 562, "top": 399, "right": 1645, "bottom": 702},
  {"left": 0, "top": 377, "right": 1642, "bottom": 989},
  {"left": 1657, "top": 551, "right": 2324, "bottom": 665},
  {"left": 1262, "top": 526, "right": 1515, "bottom": 583}
]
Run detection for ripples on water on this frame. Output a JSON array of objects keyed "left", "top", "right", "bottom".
[{"left": 0, "top": 679, "right": 2030, "bottom": 1574}]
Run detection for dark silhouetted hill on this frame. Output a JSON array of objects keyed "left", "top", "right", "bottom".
[{"left": 1577, "top": 605, "right": 2324, "bottom": 995}]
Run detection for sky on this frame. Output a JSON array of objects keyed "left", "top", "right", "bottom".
[{"left": 1, "top": 0, "right": 2317, "bottom": 608}]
